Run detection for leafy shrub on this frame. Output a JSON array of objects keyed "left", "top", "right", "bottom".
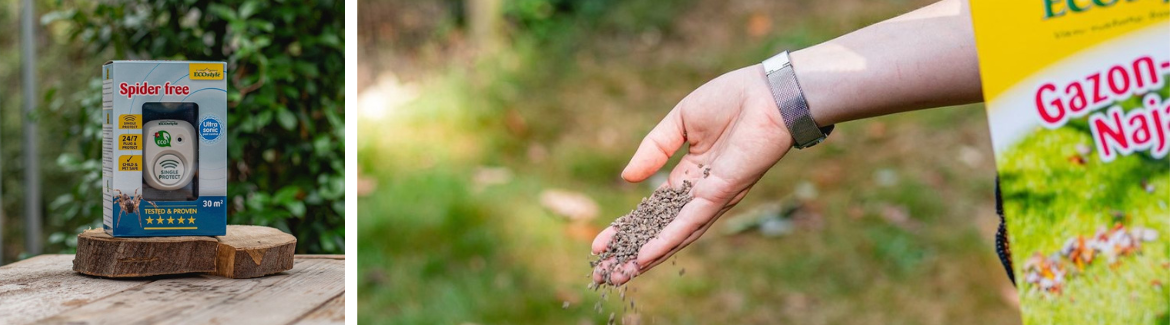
[{"left": 43, "top": 0, "right": 344, "bottom": 253}]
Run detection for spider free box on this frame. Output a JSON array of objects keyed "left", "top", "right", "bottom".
[{"left": 102, "top": 61, "right": 227, "bottom": 237}]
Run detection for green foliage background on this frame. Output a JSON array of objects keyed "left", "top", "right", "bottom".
[{"left": 0, "top": 0, "right": 344, "bottom": 260}]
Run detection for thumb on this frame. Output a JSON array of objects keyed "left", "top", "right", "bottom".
[{"left": 622, "top": 110, "right": 685, "bottom": 182}]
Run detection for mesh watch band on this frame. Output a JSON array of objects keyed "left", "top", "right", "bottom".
[{"left": 763, "top": 51, "right": 833, "bottom": 149}]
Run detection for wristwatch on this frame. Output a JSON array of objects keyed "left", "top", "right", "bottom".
[{"left": 762, "top": 51, "right": 833, "bottom": 149}]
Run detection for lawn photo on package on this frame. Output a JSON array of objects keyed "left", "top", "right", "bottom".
[{"left": 998, "top": 81, "right": 1170, "bottom": 324}]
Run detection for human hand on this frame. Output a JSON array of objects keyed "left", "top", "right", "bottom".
[{"left": 591, "top": 64, "right": 794, "bottom": 285}]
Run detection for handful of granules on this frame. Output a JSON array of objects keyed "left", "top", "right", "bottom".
[{"left": 591, "top": 180, "right": 694, "bottom": 285}]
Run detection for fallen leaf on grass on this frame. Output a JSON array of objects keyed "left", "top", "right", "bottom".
[
  {"left": 504, "top": 109, "right": 528, "bottom": 136},
  {"left": 540, "top": 189, "right": 599, "bottom": 221},
  {"left": 794, "top": 181, "right": 818, "bottom": 200},
  {"left": 564, "top": 222, "right": 601, "bottom": 242},
  {"left": 746, "top": 13, "right": 771, "bottom": 38},
  {"left": 866, "top": 122, "right": 887, "bottom": 140},
  {"left": 958, "top": 145, "right": 984, "bottom": 168},
  {"left": 472, "top": 166, "right": 513, "bottom": 191},
  {"left": 874, "top": 169, "right": 899, "bottom": 188},
  {"left": 527, "top": 143, "right": 548, "bottom": 163},
  {"left": 880, "top": 204, "right": 921, "bottom": 231},
  {"left": 556, "top": 289, "right": 581, "bottom": 306}
]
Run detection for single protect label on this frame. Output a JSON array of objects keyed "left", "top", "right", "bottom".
[
  {"left": 118, "top": 155, "right": 142, "bottom": 171},
  {"left": 119, "top": 114, "right": 141, "bottom": 129},
  {"left": 153, "top": 154, "right": 186, "bottom": 186}
]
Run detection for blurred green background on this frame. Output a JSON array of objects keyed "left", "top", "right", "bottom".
[
  {"left": 0, "top": 0, "right": 345, "bottom": 263},
  {"left": 358, "top": 0, "right": 1022, "bottom": 324}
]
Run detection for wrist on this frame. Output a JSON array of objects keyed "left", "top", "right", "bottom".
[{"left": 789, "top": 47, "right": 842, "bottom": 127}]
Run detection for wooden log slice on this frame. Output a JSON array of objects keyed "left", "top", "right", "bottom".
[
  {"left": 213, "top": 225, "right": 297, "bottom": 279},
  {"left": 73, "top": 229, "right": 219, "bottom": 277},
  {"left": 72, "top": 225, "right": 297, "bottom": 279}
]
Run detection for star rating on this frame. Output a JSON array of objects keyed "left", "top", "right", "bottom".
[
  {"left": 146, "top": 217, "right": 154, "bottom": 224},
  {"left": 187, "top": 217, "right": 195, "bottom": 224},
  {"left": 167, "top": 217, "right": 175, "bottom": 224},
  {"left": 177, "top": 217, "right": 185, "bottom": 224}
]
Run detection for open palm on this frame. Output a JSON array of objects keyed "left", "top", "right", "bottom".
[{"left": 591, "top": 64, "right": 796, "bottom": 285}]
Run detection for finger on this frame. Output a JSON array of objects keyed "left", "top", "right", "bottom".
[
  {"left": 635, "top": 169, "right": 745, "bottom": 266},
  {"left": 638, "top": 193, "right": 742, "bottom": 271},
  {"left": 591, "top": 258, "right": 640, "bottom": 285},
  {"left": 606, "top": 261, "right": 641, "bottom": 285},
  {"left": 592, "top": 258, "right": 614, "bottom": 284},
  {"left": 622, "top": 110, "right": 685, "bottom": 183},
  {"left": 591, "top": 226, "right": 617, "bottom": 255},
  {"left": 633, "top": 196, "right": 725, "bottom": 268},
  {"left": 640, "top": 210, "right": 721, "bottom": 271},
  {"left": 636, "top": 172, "right": 749, "bottom": 267},
  {"left": 602, "top": 180, "right": 745, "bottom": 284}
]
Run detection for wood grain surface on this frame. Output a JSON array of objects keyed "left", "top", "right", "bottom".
[{"left": 0, "top": 254, "right": 343, "bottom": 325}]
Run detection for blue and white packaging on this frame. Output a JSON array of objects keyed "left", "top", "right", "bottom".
[{"left": 102, "top": 60, "right": 228, "bottom": 237}]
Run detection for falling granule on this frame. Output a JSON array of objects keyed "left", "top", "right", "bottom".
[
  {"left": 562, "top": 301, "right": 570, "bottom": 309},
  {"left": 679, "top": 268, "right": 686, "bottom": 276},
  {"left": 587, "top": 178, "right": 697, "bottom": 324}
]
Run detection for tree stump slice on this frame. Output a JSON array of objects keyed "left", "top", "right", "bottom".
[
  {"left": 73, "top": 229, "right": 219, "bottom": 277},
  {"left": 72, "top": 225, "right": 296, "bottom": 279},
  {"left": 214, "top": 225, "right": 297, "bottom": 279}
]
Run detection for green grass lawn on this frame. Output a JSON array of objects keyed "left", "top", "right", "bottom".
[{"left": 358, "top": 0, "right": 1025, "bottom": 323}]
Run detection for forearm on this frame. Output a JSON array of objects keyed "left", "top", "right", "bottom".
[{"left": 791, "top": 0, "right": 982, "bottom": 126}]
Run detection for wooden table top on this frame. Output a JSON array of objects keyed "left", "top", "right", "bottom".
[{"left": 0, "top": 254, "right": 343, "bottom": 325}]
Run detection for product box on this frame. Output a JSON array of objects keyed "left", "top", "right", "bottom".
[
  {"left": 970, "top": 1, "right": 1168, "bottom": 324},
  {"left": 102, "top": 60, "right": 228, "bottom": 237}
]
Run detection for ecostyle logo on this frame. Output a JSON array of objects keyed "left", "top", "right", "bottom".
[
  {"left": 189, "top": 63, "right": 224, "bottom": 80},
  {"left": 1043, "top": 0, "right": 1166, "bottom": 19},
  {"left": 193, "top": 69, "right": 220, "bottom": 79},
  {"left": 154, "top": 130, "right": 172, "bottom": 147}
]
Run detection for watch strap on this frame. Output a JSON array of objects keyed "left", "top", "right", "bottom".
[{"left": 763, "top": 51, "right": 833, "bottom": 149}]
